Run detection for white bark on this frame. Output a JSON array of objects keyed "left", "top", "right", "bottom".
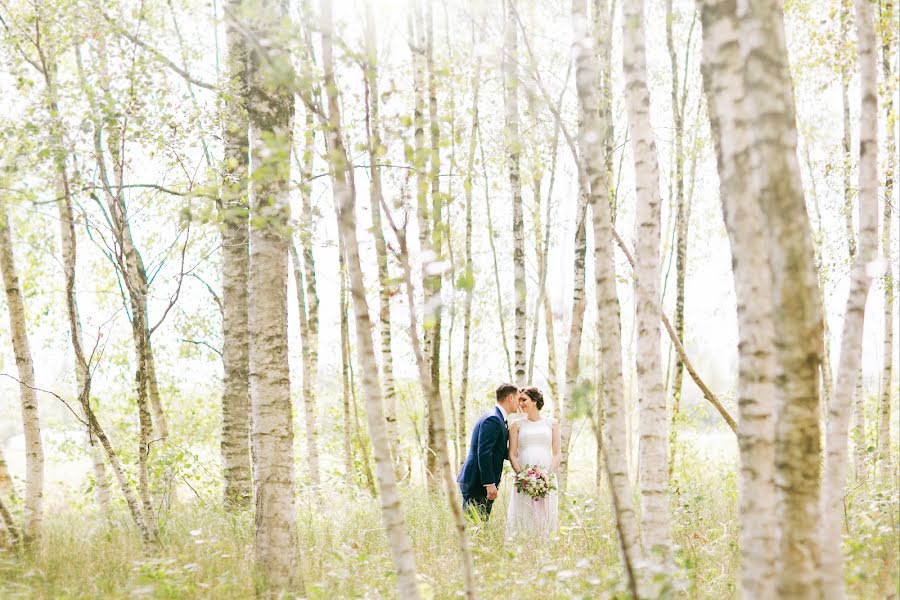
[
  {"left": 821, "top": 1, "right": 879, "bottom": 597},
  {"left": 505, "top": 0, "right": 526, "bottom": 386},
  {"left": 220, "top": 0, "right": 252, "bottom": 507},
  {"left": 621, "top": 0, "right": 671, "bottom": 565},
  {"left": 573, "top": 0, "right": 640, "bottom": 593},
  {"left": 364, "top": 4, "right": 401, "bottom": 471},
  {"left": 321, "top": 1, "right": 420, "bottom": 596},
  {"left": 245, "top": 0, "right": 299, "bottom": 588},
  {"left": 877, "top": 0, "right": 896, "bottom": 476},
  {"left": 0, "top": 199, "right": 44, "bottom": 547},
  {"left": 699, "top": 1, "right": 778, "bottom": 596},
  {"left": 290, "top": 243, "right": 321, "bottom": 487},
  {"left": 740, "top": 1, "right": 826, "bottom": 596},
  {"left": 392, "top": 213, "right": 477, "bottom": 600}
]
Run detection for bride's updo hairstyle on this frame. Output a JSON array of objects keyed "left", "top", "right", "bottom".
[{"left": 522, "top": 386, "right": 544, "bottom": 410}]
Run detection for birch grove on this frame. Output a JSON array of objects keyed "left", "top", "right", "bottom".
[{"left": 0, "top": 0, "right": 895, "bottom": 597}]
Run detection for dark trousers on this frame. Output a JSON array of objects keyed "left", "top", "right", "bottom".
[{"left": 462, "top": 489, "right": 494, "bottom": 521}]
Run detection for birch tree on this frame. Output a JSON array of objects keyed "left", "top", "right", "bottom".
[
  {"left": 321, "top": 1, "right": 420, "bottom": 596},
  {"left": 822, "top": 1, "right": 879, "bottom": 597},
  {"left": 363, "top": 3, "right": 401, "bottom": 470},
  {"left": 700, "top": 1, "right": 778, "bottom": 595},
  {"left": 622, "top": 0, "right": 671, "bottom": 564},
  {"left": 877, "top": 0, "right": 896, "bottom": 477},
  {"left": 703, "top": 0, "right": 827, "bottom": 596},
  {"left": 384, "top": 200, "right": 477, "bottom": 600},
  {"left": 573, "top": 0, "right": 640, "bottom": 591},
  {"left": 505, "top": 0, "right": 527, "bottom": 386},
  {"left": 0, "top": 196, "right": 44, "bottom": 547},
  {"left": 220, "top": 0, "right": 252, "bottom": 507},
  {"left": 458, "top": 5, "right": 482, "bottom": 459},
  {"left": 244, "top": 0, "right": 299, "bottom": 588},
  {"left": 290, "top": 243, "right": 321, "bottom": 487}
]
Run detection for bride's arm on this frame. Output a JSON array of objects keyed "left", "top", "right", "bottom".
[
  {"left": 551, "top": 419, "right": 562, "bottom": 473},
  {"left": 509, "top": 421, "right": 522, "bottom": 474}
]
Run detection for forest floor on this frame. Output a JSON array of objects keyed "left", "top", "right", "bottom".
[{"left": 0, "top": 433, "right": 897, "bottom": 599}]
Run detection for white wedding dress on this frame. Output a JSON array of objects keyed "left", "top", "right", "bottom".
[{"left": 506, "top": 417, "right": 558, "bottom": 539}]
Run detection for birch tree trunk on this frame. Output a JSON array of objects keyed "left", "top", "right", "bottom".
[
  {"left": 822, "top": 1, "right": 879, "bottom": 597},
  {"left": 391, "top": 210, "right": 477, "bottom": 600},
  {"left": 245, "top": 0, "right": 299, "bottom": 588},
  {"left": 459, "top": 9, "right": 482, "bottom": 459},
  {"left": 76, "top": 40, "right": 165, "bottom": 520},
  {"left": 699, "top": 1, "right": 777, "bottom": 596},
  {"left": 665, "top": 0, "right": 689, "bottom": 475},
  {"left": 0, "top": 199, "right": 44, "bottom": 547},
  {"left": 505, "top": 0, "right": 527, "bottom": 386},
  {"left": 337, "top": 229, "right": 355, "bottom": 479},
  {"left": 573, "top": 1, "right": 640, "bottom": 591},
  {"left": 364, "top": 4, "right": 401, "bottom": 471},
  {"left": 27, "top": 19, "right": 111, "bottom": 511},
  {"left": 290, "top": 243, "right": 321, "bottom": 487},
  {"left": 321, "top": 2, "right": 420, "bottom": 596},
  {"left": 558, "top": 190, "right": 587, "bottom": 496},
  {"left": 877, "top": 0, "right": 896, "bottom": 478},
  {"left": 740, "top": 1, "right": 826, "bottom": 596},
  {"left": 622, "top": 0, "right": 671, "bottom": 565},
  {"left": 220, "top": 0, "right": 252, "bottom": 508},
  {"left": 424, "top": 0, "right": 443, "bottom": 486},
  {"left": 852, "top": 376, "right": 867, "bottom": 481}
]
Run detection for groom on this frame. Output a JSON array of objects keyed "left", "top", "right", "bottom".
[{"left": 457, "top": 383, "right": 520, "bottom": 519}]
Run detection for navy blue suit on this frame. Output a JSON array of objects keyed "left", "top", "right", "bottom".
[{"left": 457, "top": 406, "right": 508, "bottom": 517}]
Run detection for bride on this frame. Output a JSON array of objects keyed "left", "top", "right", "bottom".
[{"left": 506, "top": 386, "right": 561, "bottom": 539}]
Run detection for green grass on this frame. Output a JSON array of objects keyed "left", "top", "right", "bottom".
[{"left": 0, "top": 452, "right": 896, "bottom": 598}]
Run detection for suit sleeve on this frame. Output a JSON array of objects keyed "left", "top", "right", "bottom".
[{"left": 477, "top": 417, "right": 503, "bottom": 486}]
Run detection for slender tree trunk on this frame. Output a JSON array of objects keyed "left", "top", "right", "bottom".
[
  {"left": 741, "top": 2, "right": 826, "bottom": 596},
  {"left": 458, "top": 10, "right": 481, "bottom": 460},
  {"left": 0, "top": 450, "right": 14, "bottom": 500},
  {"left": 699, "top": 2, "right": 778, "bottom": 596},
  {"left": 245, "top": 0, "right": 299, "bottom": 589},
  {"left": 220, "top": 0, "right": 252, "bottom": 508},
  {"left": 504, "top": 0, "right": 526, "bottom": 386},
  {"left": 558, "top": 191, "right": 587, "bottom": 496},
  {"left": 364, "top": 5, "right": 401, "bottom": 472},
  {"left": 321, "top": 2, "right": 420, "bottom": 596},
  {"left": 290, "top": 244, "right": 321, "bottom": 487},
  {"left": 0, "top": 199, "right": 44, "bottom": 548},
  {"left": 0, "top": 450, "right": 18, "bottom": 547},
  {"left": 481, "top": 126, "right": 514, "bottom": 381},
  {"left": 622, "top": 0, "right": 671, "bottom": 566},
  {"left": 424, "top": 0, "right": 443, "bottom": 487},
  {"left": 841, "top": 0, "right": 857, "bottom": 264},
  {"left": 573, "top": 1, "right": 640, "bottom": 593},
  {"left": 805, "top": 143, "right": 836, "bottom": 435},
  {"left": 665, "top": 0, "right": 689, "bottom": 476},
  {"left": 389, "top": 207, "right": 477, "bottom": 600},
  {"left": 29, "top": 25, "right": 112, "bottom": 512},
  {"left": 852, "top": 376, "right": 868, "bottom": 481},
  {"left": 877, "top": 0, "right": 896, "bottom": 479},
  {"left": 822, "top": 2, "right": 879, "bottom": 597},
  {"left": 337, "top": 236, "right": 355, "bottom": 480}
]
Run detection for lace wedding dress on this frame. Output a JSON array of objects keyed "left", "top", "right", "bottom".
[{"left": 506, "top": 417, "right": 558, "bottom": 539}]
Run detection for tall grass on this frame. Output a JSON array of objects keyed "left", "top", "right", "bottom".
[{"left": 0, "top": 441, "right": 896, "bottom": 598}]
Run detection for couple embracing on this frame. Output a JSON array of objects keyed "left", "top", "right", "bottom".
[{"left": 456, "top": 383, "right": 561, "bottom": 539}]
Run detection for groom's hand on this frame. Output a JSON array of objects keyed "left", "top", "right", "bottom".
[{"left": 485, "top": 484, "right": 498, "bottom": 500}]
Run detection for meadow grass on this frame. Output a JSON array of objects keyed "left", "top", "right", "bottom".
[{"left": 0, "top": 448, "right": 896, "bottom": 598}]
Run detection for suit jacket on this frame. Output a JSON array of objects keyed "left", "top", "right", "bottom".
[{"left": 457, "top": 406, "right": 508, "bottom": 497}]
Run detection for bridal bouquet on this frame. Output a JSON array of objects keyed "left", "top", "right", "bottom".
[{"left": 514, "top": 465, "right": 556, "bottom": 500}]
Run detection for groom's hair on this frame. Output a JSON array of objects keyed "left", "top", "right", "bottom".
[{"left": 495, "top": 383, "right": 519, "bottom": 403}]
